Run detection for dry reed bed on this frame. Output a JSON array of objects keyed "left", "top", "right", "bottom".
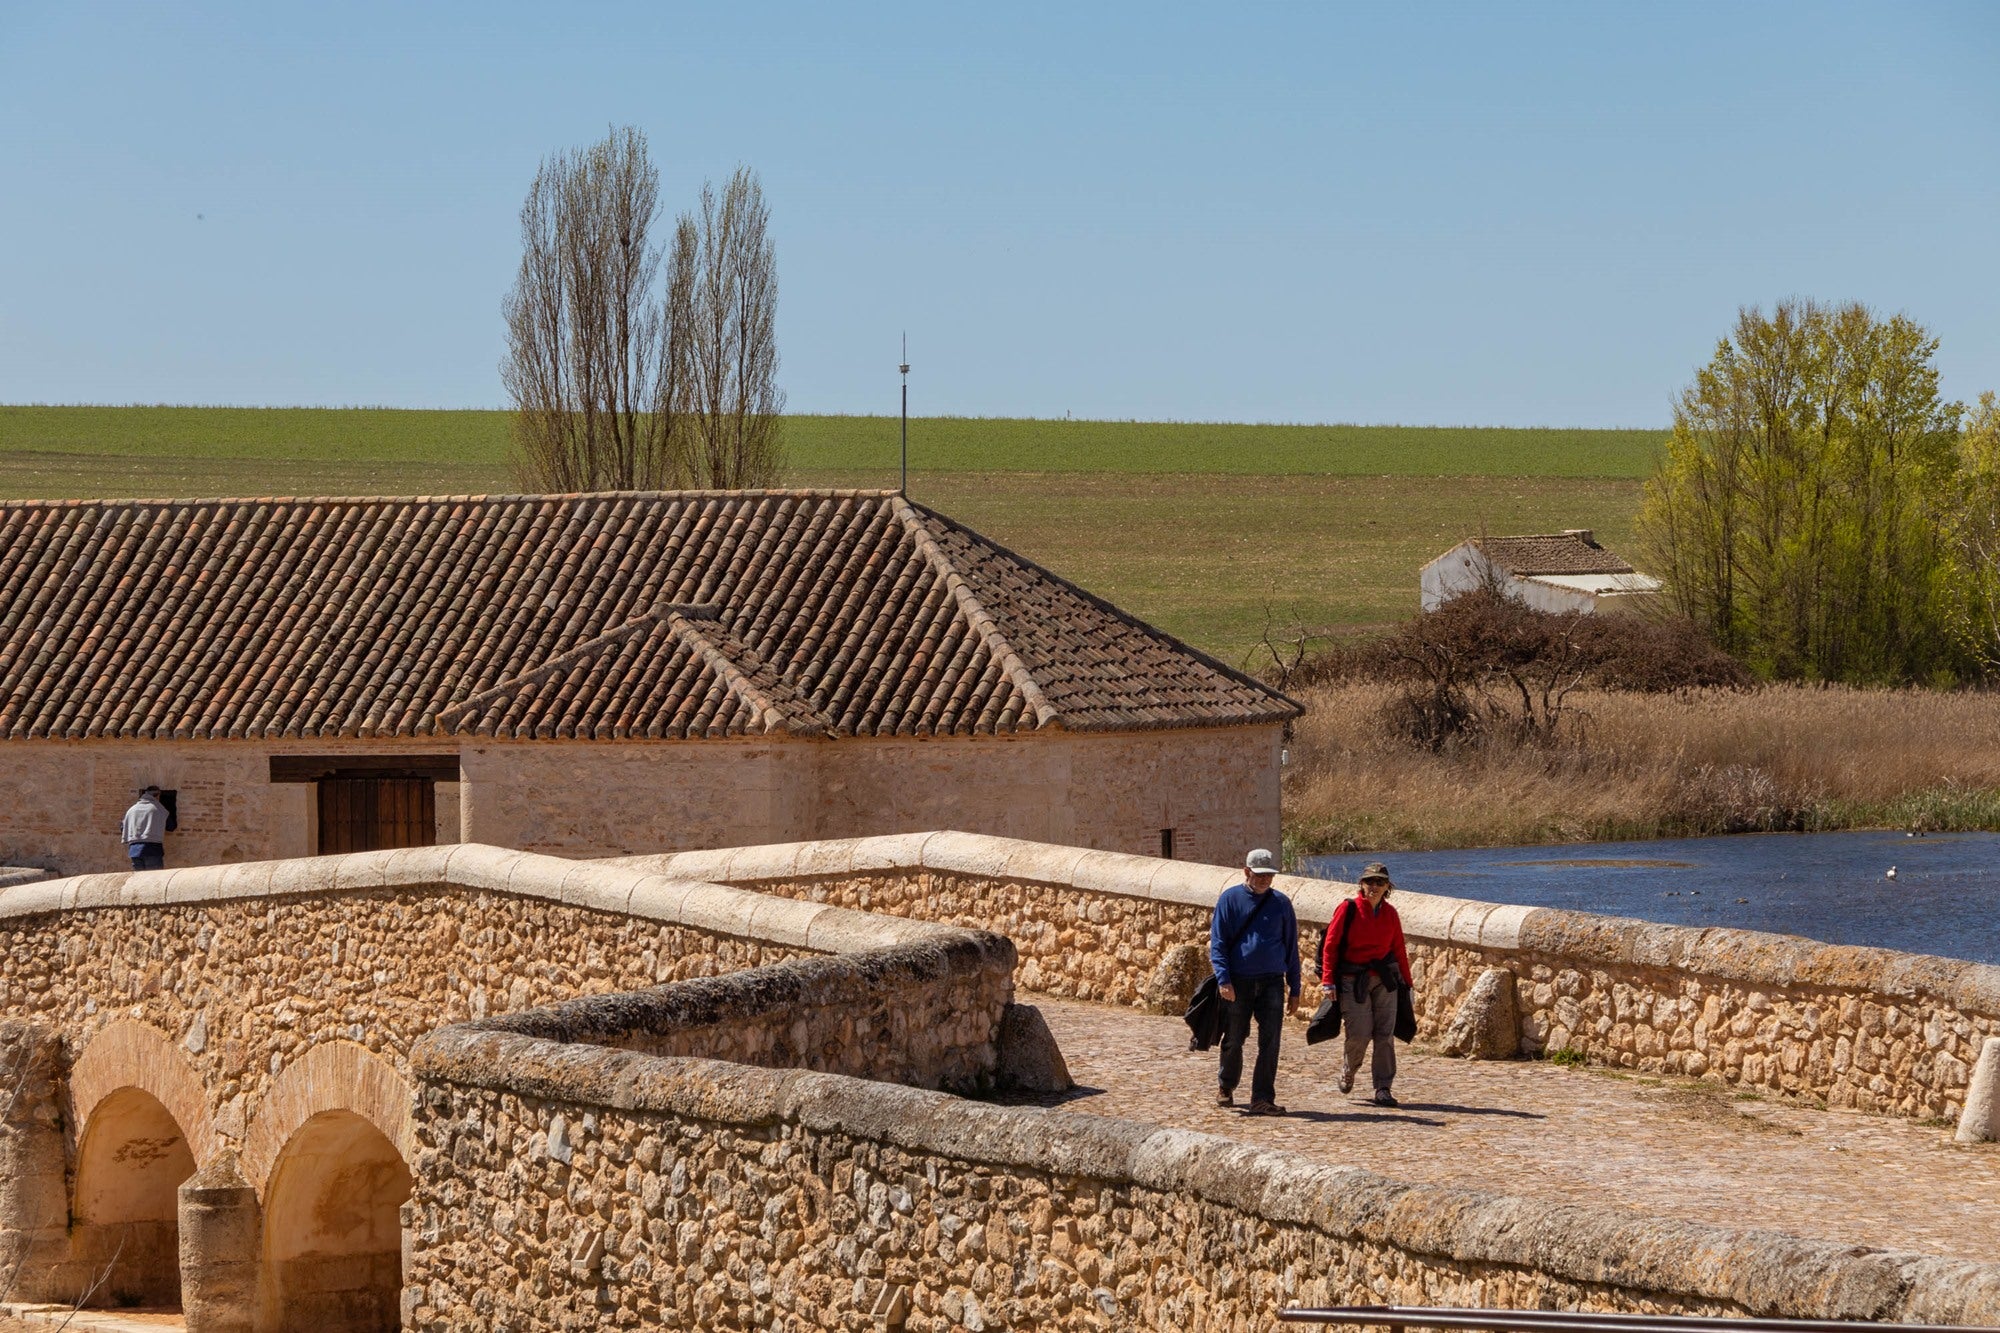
[{"left": 1284, "top": 683, "right": 2000, "bottom": 852}]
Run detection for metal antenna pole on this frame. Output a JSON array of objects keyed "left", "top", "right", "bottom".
[{"left": 899, "top": 334, "right": 910, "bottom": 495}]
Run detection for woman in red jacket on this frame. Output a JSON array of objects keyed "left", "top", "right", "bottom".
[{"left": 1319, "top": 861, "right": 1413, "bottom": 1106}]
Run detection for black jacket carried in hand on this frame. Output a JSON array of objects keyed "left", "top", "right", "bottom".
[
  {"left": 1184, "top": 889, "right": 1276, "bottom": 1051},
  {"left": 1307, "top": 904, "right": 1417, "bottom": 1045}
]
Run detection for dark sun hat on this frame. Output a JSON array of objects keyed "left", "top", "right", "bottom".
[{"left": 1358, "top": 861, "right": 1391, "bottom": 883}]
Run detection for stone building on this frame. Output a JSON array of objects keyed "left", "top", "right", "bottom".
[
  {"left": 0, "top": 490, "right": 1296, "bottom": 874},
  {"left": 1421, "top": 529, "right": 1662, "bottom": 614}
]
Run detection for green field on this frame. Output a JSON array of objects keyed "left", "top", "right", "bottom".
[
  {"left": 896, "top": 472, "right": 1645, "bottom": 664},
  {"left": 0, "top": 406, "right": 1662, "bottom": 663},
  {"left": 0, "top": 406, "right": 1663, "bottom": 477}
]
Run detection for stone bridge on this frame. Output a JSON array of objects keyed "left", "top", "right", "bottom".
[
  {"left": 3, "top": 834, "right": 1999, "bottom": 1332},
  {"left": 0, "top": 845, "right": 1031, "bottom": 1331}
]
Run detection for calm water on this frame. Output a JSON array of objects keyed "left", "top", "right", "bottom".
[{"left": 1301, "top": 830, "right": 2000, "bottom": 966}]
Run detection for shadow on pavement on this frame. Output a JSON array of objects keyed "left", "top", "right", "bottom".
[
  {"left": 985, "top": 1084, "right": 1111, "bottom": 1108},
  {"left": 1277, "top": 1109, "right": 1448, "bottom": 1127},
  {"left": 1392, "top": 1101, "right": 1546, "bottom": 1119}
]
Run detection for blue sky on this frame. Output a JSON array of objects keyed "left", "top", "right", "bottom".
[{"left": 1, "top": 2, "right": 1994, "bottom": 425}]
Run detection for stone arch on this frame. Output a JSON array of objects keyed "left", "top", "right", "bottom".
[
  {"left": 70, "top": 1086, "right": 196, "bottom": 1308},
  {"left": 259, "top": 1110, "right": 412, "bottom": 1333},
  {"left": 62, "top": 1021, "right": 211, "bottom": 1310},
  {"left": 69, "top": 1019, "right": 213, "bottom": 1164},
  {"left": 240, "top": 1041, "right": 414, "bottom": 1195}
]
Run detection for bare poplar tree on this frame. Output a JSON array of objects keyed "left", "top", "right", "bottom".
[
  {"left": 676, "top": 167, "right": 785, "bottom": 488},
  {"left": 504, "top": 137, "right": 783, "bottom": 492},
  {"left": 503, "top": 127, "right": 676, "bottom": 491}
]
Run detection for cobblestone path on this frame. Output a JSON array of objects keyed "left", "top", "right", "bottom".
[{"left": 1032, "top": 995, "right": 2000, "bottom": 1262}]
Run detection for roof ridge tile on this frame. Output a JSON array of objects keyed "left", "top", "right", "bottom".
[
  {"left": 896, "top": 496, "right": 1302, "bottom": 730},
  {"left": 667, "top": 612, "right": 831, "bottom": 738},
  {"left": 886, "top": 494, "right": 1060, "bottom": 730}
]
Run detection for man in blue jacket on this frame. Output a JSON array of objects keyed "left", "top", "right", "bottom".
[{"left": 1209, "top": 847, "right": 1303, "bottom": 1115}]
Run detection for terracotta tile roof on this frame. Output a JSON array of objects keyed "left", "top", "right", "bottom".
[
  {"left": 1472, "top": 532, "right": 1638, "bottom": 577},
  {"left": 436, "top": 608, "right": 834, "bottom": 740},
  {"left": 0, "top": 490, "right": 1298, "bottom": 741}
]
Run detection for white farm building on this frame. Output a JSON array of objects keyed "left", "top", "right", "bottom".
[{"left": 1421, "top": 529, "right": 1661, "bottom": 614}]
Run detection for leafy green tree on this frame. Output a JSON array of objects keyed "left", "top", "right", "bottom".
[
  {"left": 1948, "top": 393, "right": 2000, "bottom": 670},
  {"left": 1637, "top": 301, "right": 1964, "bottom": 683}
]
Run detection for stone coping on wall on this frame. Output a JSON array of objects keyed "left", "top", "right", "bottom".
[
  {"left": 466, "top": 931, "right": 1015, "bottom": 1050},
  {"left": 411, "top": 1022, "right": 2000, "bottom": 1325},
  {"left": 0, "top": 867, "right": 49, "bottom": 890},
  {"left": 0, "top": 843, "right": 960, "bottom": 959},
  {"left": 442, "top": 929, "right": 1021, "bottom": 1095},
  {"left": 613, "top": 830, "right": 2000, "bottom": 1016}
]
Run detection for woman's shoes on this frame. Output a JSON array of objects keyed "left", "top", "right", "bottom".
[
  {"left": 1244, "top": 1100, "right": 1287, "bottom": 1116},
  {"left": 1338, "top": 1069, "right": 1355, "bottom": 1094},
  {"left": 1372, "top": 1088, "right": 1398, "bottom": 1107}
]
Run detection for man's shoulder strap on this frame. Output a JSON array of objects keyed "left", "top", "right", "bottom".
[{"left": 1221, "top": 887, "right": 1274, "bottom": 953}]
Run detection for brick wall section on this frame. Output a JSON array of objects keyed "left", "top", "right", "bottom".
[
  {"left": 0, "top": 724, "right": 1280, "bottom": 876},
  {"left": 618, "top": 830, "right": 2000, "bottom": 1120},
  {"left": 0, "top": 739, "right": 445, "bottom": 873},
  {"left": 406, "top": 1031, "right": 2000, "bottom": 1331},
  {"left": 465, "top": 726, "right": 1281, "bottom": 865}
]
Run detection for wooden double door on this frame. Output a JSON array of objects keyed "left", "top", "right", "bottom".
[{"left": 316, "top": 777, "right": 436, "bottom": 854}]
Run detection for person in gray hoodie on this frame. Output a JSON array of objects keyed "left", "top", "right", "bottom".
[{"left": 120, "top": 785, "right": 170, "bottom": 870}]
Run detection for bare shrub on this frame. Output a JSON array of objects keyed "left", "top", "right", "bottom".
[
  {"left": 1243, "top": 611, "right": 1335, "bottom": 694},
  {"left": 1381, "top": 675, "right": 1484, "bottom": 753},
  {"left": 1585, "top": 614, "right": 1752, "bottom": 693},
  {"left": 1280, "top": 592, "right": 1749, "bottom": 704},
  {"left": 1359, "top": 590, "right": 1749, "bottom": 752}
]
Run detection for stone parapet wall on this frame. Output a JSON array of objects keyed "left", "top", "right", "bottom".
[
  {"left": 0, "top": 844, "right": 973, "bottom": 1174},
  {"left": 617, "top": 832, "right": 1260, "bottom": 1010},
  {"left": 0, "top": 844, "right": 1031, "bottom": 1318},
  {"left": 617, "top": 830, "right": 2000, "bottom": 1119},
  {"left": 406, "top": 1027, "right": 2000, "bottom": 1331},
  {"left": 460, "top": 932, "right": 1018, "bottom": 1095},
  {"left": 12, "top": 835, "right": 1999, "bottom": 1329}
]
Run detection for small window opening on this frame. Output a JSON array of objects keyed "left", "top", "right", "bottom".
[
  {"left": 157, "top": 789, "right": 179, "bottom": 832},
  {"left": 1159, "top": 828, "right": 1175, "bottom": 860}
]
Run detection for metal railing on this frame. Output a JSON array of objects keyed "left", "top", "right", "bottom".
[{"left": 1277, "top": 1308, "right": 2000, "bottom": 1333}]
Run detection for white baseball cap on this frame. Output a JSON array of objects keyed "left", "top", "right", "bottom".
[{"left": 1244, "top": 848, "right": 1279, "bottom": 874}]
